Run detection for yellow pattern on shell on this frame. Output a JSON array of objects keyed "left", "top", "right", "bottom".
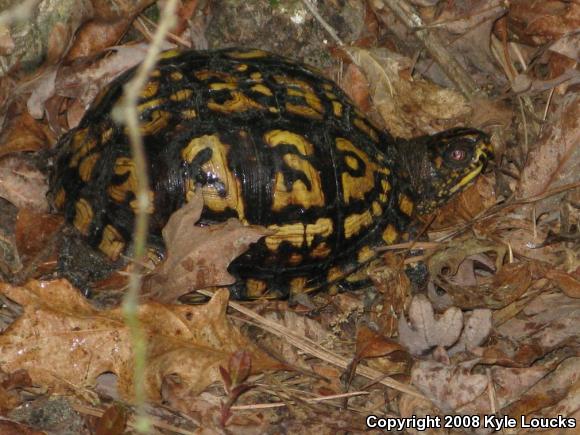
[
  {"left": 344, "top": 210, "right": 373, "bottom": 239},
  {"left": 208, "top": 91, "right": 264, "bottom": 113},
  {"left": 382, "top": 224, "right": 398, "bottom": 244},
  {"left": 264, "top": 130, "right": 325, "bottom": 212},
  {"left": 99, "top": 224, "right": 125, "bottom": 261},
  {"left": 79, "top": 153, "right": 100, "bottom": 182},
  {"left": 73, "top": 198, "right": 93, "bottom": 236},
  {"left": 181, "top": 134, "right": 246, "bottom": 221}
]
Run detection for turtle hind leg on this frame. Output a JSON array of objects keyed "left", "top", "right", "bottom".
[{"left": 56, "top": 227, "right": 118, "bottom": 297}]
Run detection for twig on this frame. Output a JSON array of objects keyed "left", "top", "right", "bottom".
[
  {"left": 231, "top": 391, "right": 369, "bottom": 410},
  {"left": 112, "top": 0, "right": 178, "bottom": 431},
  {"left": 434, "top": 181, "right": 580, "bottom": 242},
  {"left": 198, "top": 290, "right": 425, "bottom": 400},
  {"left": 301, "top": 0, "right": 345, "bottom": 47},
  {"left": 380, "top": 0, "right": 481, "bottom": 99}
]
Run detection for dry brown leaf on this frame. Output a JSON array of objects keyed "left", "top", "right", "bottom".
[
  {"left": 474, "top": 216, "right": 563, "bottom": 265},
  {"left": 445, "top": 356, "right": 579, "bottom": 431},
  {"left": 448, "top": 309, "right": 492, "bottom": 355},
  {"left": 65, "top": 19, "right": 134, "bottom": 61},
  {"left": 428, "top": 238, "right": 506, "bottom": 280},
  {"left": 348, "top": 47, "right": 471, "bottom": 138},
  {"left": 143, "top": 191, "right": 268, "bottom": 302},
  {"left": 25, "top": 68, "right": 58, "bottom": 120},
  {"left": 355, "top": 325, "right": 406, "bottom": 360},
  {"left": 0, "top": 368, "right": 31, "bottom": 412},
  {"left": 502, "top": 357, "right": 579, "bottom": 421},
  {"left": 0, "top": 25, "right": 15, "bottom": 56},
  {"left": 341, "top": 63, "right": 372, "bottom": 112},
  {"left": 432, "top": 0, "right": 507, "bottom": 79},
  {"left": 398, "top": 295, "right": 463, "bottom": 355},
  {"left": 40, "top": 44, "right": 159, "bottom": 129},
  {"left": 537, "top": 373, "right": 580, "bottom": 429},
  {"left": 428, "top": 238, "right": 537, "bottom": 309},
  {"left": 0, "top": 280, "right": 280, "bottom": 403},
  {"left": 15, "top": 209, "right": 63, "bottom": 266},
  {"left": 496, "top": 291, "right": 580, "bottom": 353},
  {"left": 90, "top": 0, "right": 154, "bottom": 21},
  {"left": 0, "top": 419, "right": 45, "bottom": 435},
  {"left": 0, "top": 111, "right": 55, "bottom": 158},
  {"left": 368, "top": 253, "right": 410, "bottom": 337},
  {"left": 545, "top": 268, "right": 580, "bottom": 299},
  {"left": 518, "top": 93, "right": 580, "bottom": 214},
  {"left": 550, "top": 34, "right": 580, "bottom": 63},
  {"left": 94, "top": 403, "right": 127, "bottom": 435},
  {"left": 507, "top": 0, "right": 580, "bottom": 46},
  {"left": 447, "top": 262, "right": 532, "bottom": 310},
  {"left": 411, "top": 359, "right": 488, "bottom": 412},
  {"left": 0, "top": 156, "right": 48, "bottom": 212},
  {"left": 487, "top": 365, "right": 558, "bottom": 413}
]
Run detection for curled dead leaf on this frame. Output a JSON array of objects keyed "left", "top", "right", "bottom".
[
  {"left": 545, "top": 268, "right": 580, "bottom": 299},
  {"left": 446, "top": 261, "right": 532, "bottom": 310},
  {"left": 0, "top": 111, "right": 55, "bottom": 157},
  {"left": 428, "top": 238, "right": 536, "bottom": 309}
]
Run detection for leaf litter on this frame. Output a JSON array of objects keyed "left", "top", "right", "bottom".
[
  {"left": 0, "top": 280, "right": 280, "bottom": 402},
  {"left": 0, "top": 0, "right": 579, "bottom": 432}
]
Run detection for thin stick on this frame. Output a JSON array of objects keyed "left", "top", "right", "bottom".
[
  {"left": 381, "top": 0, "right": 481, "bottom": 99},
  {"left": 113, "top": 0, "right": 178, "bottom": 431},
  {"left": 301, "top": 0, "right": 345, "bottom": 47},
  {"left": 231, "top": 391, "right": 369, "bottom": 410},
  {"left": 199, "top": 290, "right": 425, "bottom": 400}
]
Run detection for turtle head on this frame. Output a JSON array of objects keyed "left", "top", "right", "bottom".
[{"left": 397, "top": 128, "right": 493, "bottom": 215}]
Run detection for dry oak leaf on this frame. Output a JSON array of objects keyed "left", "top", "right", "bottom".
[
  {"left": 411, "top": 358, "right": 488, "bottom": 412},
  {"left": 398, "top": 295, "right": 463, "bottom": 355},
  {"left": 472, "top": 357, "right": 579, "bottom": 420},
  {"left": 143, "top": 191, "right": 268, "bottom": 302},
  {"left": 0, "top": 280, "right": 279, "bottom": 403},
  {"left": 428, "top": 239, "right": 536, "bottom": 310},
  {"left": 27, "top": 43, "right": 158, "bottom": 127},
  {"left": 348, "top": 47, "right": 471, "bottom": 138}
]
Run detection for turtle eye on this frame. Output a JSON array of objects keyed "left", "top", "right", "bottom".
[{"left": 450, "top": 148, "right": 466, "bottom": 161}]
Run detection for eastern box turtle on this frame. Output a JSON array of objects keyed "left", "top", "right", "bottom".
[{"left": 48, "top": 48, "right": 493, "bottom": 299}]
